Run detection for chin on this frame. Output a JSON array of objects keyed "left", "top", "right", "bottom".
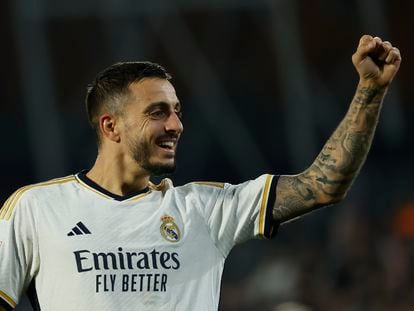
[{"left": 143, "top": 160, "right": 176, "bottom": 176}]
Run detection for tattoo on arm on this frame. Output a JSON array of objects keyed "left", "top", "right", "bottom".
[{"left": 274, "top": 85, "right": 386, "bottom": 222}]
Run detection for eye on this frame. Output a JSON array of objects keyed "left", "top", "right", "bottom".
[
  {"left": 148, "top": 109, "right": 167, "bottom": 120},
  {"left": 175, "top": 109, "right": 183, "bottom": 119}
]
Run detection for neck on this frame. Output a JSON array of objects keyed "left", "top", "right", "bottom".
[{"left": 86, "top": 149, "right": 150, "bottom": 197}]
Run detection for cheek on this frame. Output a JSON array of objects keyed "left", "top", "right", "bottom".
[
  {"left": 124, "top": 118, "right": 163, "bottom": 145},
  {"left": 124, "top": 119, "right": 147, "bottom": 139},
  {"left": 137, "top": 117, "right": 162, "bottom": 136},
  {"left": 135, "top": 123, "right": 158, "bottom": 146},
  {"left": 143, "top": 119, "right": 166, "bottom": 136},
  {"left": 139, "top": 119, "right": 150, "bottom": 131}
]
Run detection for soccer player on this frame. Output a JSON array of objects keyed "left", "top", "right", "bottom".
[{"left": 0, "top": 35, "right": 401, "bottom": 310}]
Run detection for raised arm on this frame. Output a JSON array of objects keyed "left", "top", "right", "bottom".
[{"left": 273, "top": 35, "right": 401, "bottom": 223}]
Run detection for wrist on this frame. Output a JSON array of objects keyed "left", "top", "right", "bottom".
[
  {"left": 353, "top": 81, "right": 387, "bottom": 107},
  {"left": 358, "top": 79, "right": 389, "bottom": 91}
]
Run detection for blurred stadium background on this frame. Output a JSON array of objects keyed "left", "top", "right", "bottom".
[{"left": 1, "top": 0, "right": 413, "bottom": 310}]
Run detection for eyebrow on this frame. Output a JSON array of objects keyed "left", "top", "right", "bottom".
[{"left": 144, "top": 101, "right": 181, "bottom": 113}]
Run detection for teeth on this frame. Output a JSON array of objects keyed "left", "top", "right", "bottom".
[{"left": 159, "top": 141, "right": 174, "bottom": 148}]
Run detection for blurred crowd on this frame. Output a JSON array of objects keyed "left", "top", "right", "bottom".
[
  {"left": 220, "top": 199, "right": 414, "bottom": 311},
  {"left": 1, "top": 1, "right": 413, "bottom": 310}
]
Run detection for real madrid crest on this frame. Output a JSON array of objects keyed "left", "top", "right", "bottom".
[{"left": 160, "top": 215, "right": 181, "bottom": 243}]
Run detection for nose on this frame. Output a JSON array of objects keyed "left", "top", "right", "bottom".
[{"left": 165, "top": 111, "right": 184, "bottom": 134}]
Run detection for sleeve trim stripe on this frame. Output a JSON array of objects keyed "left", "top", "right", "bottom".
[
  {"left": 0, "top": 290, "right": 16, "bottom": 308},
  {"left": 259, "top": 175, "right": 279, "bottom": 238},
  {"left": 0, "top": 176, "right": 75, "bottom": 221},
  {"left": 259, "top": 175, "right": 273, "bottom": 237},
  {"left": 0, "top": 195, "right": 14, "bottom": 218},
  {"left": 263, "top": 176, "right": 279, "bottom": 238},
  {"left": 0, "top": 184, "right": 33, "bottom": 220}
]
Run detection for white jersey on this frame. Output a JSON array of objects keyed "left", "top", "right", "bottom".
[{"left": 0, "top": 172, "right": 278, "bottom": 311}]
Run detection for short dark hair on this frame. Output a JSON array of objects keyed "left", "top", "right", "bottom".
[{"left": 85, "top": 61, "right": 171, "bottom": 145}]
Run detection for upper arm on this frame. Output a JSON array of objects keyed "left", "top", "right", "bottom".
[
  {"left": 0, "top": 191, "right": 38, "bottom": 309},
  {"left": 195, "top": 174, "right": 279, "bottom": 254},
  {"left": 274, "top": 169, "right": 341, "bottom": 223}
]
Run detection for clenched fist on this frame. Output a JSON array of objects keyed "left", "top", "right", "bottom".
[{"left": 352, "top": 35, "right": 401, "bottom": 88}]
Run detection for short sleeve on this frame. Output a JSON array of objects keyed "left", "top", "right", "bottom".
[
  {"left": 0, "top": 190, "right": 39, "bottom": 310},
  {"left": 193, "top": 174, "right": 279, "bottom": 256}
]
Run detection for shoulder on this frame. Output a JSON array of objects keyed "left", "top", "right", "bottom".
[
  {"left": 191, "top": 181, "right": 225, "bottom": 188},
  {"left": 0, "top": 175, "right": 77, "bottom": 221},
  {"left": 13, "top": 175, "right": 77, "bottom": 198},
  {"left": 162, "top": 180, "right": 226, "bottom": 204},
  {"left": 174, "top": 180, "right": 226, "bottom": 194},
  {"left": 170, "top": 175, "right": 275, "bottom": 195},
  {"left": 151, "top": 178, "right": 225, "bottom": 193}
]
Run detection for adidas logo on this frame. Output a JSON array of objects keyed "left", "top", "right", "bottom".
[{"left": 67, "top": 221, "right": 91, "bottom": 236}]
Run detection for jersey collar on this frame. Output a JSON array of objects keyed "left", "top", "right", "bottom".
[{"left": 76, "top": 171, "right": 150, "bottom": 201}]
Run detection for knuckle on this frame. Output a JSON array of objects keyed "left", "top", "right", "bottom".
[
  {"left": 351, "top": 54, "right": 358, "bottom": 63},
  {"left": 361, "top": 34, "right": 373, "bottom": 41},
  {"left": 390, "top": 49, "right": 400, "bottom": 57},
  {"left": 359, "top": 35, "right": 373, "bottom": 45}
]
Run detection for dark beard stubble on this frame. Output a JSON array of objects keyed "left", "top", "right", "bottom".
[{"left": 128, "top": 138, "right": 176, "bottom": 176}]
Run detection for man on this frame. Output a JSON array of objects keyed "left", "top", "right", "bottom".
[{"left": 0, "top": 35, "right": 401, "bottom": 310}]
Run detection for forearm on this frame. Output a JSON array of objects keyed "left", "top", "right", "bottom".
[
  {"left": 273, "top": 35, "right": 401, "bottom": 223},
  {"left": 274, "top": 83, "right": 387, "bottom": 222},
  {"left": 307, "top": 82, "right": 386, "bottom": 203}
]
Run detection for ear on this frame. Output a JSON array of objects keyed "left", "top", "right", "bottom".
[{"left": 99, "top": 114, "right": 121, "bottom": 143}]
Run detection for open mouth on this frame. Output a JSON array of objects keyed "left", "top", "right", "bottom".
[
  {"left": 156, "top": 137, "right": 178, "bottom": 153},
  {"left": 157, "top": 141, "right": 175, "bottom": 150}
]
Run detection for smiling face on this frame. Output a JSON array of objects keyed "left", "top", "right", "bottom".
[{"left": 120, "top": 78, "right": 183, "bottom": 176}]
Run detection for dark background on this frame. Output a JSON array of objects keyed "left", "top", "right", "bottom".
[{"left": 1, "top": 0, "right": 413, "bottom": 310}]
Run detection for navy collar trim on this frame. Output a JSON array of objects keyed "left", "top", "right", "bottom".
[{"left": 77, "top": 170, "right": 150, "bottom": 201}]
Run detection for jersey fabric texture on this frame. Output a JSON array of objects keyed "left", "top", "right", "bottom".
[{"left": 0, "top": 172, "right": 279, "bottom": 311}]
